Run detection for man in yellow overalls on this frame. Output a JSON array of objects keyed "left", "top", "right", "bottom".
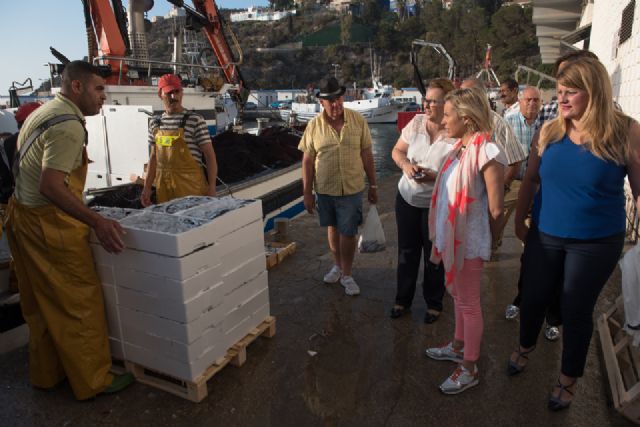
[
  {"left": 5, "top": 61, "right": 134, "bottom": 400},
  {"left": 140, "top": 74, "right": 218, "bottom": 206}
]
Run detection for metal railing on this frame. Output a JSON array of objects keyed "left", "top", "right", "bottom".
[{"left": 91, "top": 55, "right": 231, "bottom": 86}]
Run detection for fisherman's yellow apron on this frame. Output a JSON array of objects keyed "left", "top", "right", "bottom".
[
  {"left": 5, "top": 149, "right": 113, "bottom": 400},
  {"left": 0, "top": 204, "right": 18, "bottom": 293},
  {"left": 154, "top": 116, "right": 208, "bottom": 203}
]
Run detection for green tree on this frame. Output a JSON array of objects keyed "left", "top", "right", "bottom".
[
  {"left": 269, "top": 0, "right": 294, "bottom": 11},
  {"left": 487, "top": 5, "right": 539, "bottom": 80}
]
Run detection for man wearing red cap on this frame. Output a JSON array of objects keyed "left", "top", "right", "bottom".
[
  {"left": 0, "top": 102, "right": 41, "bottom": 293},
  {"left": 0, "top": 103, "right": 42, "bottom": 206},
  {"left": 141, "top": 74, "right": 218, "bottom": 206}
]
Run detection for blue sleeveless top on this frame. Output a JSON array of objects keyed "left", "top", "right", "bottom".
[{"left": 532, "top": 135, "right": 626, "bottom": 239}]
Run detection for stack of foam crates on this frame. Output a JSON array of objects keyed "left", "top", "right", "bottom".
[{"left": 90, "top": 196, "right": 269, "bottom": 382}]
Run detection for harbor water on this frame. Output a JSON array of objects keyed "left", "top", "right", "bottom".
[{"left": 369, "top": 124, "right": 400, "bottom": 178}]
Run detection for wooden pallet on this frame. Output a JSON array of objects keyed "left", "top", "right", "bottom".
[
  {"left": 115, "top": 316, "right": 276, "bottom": 402},
  {"left": 265, "top": 242, "right": 297, "bottom": 270},
  {"left": 598, "top": 297, "right": 640, "bottom": 424}
]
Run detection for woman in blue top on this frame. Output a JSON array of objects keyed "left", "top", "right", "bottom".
[{"left": 509, "top": 57, "right": 640, "bottom": 410}]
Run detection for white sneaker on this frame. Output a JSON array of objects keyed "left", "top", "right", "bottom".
[
  {"left": 505, "top": 304, "right": 520, "bottom": 320},
  {"left": 323, "top": 265, "right": 341, "bottom": 283},
  {"left": 439, "top": 365, "right": 479, "bottom": 395},
  {"left": 425, "top": 342, "right": 464, "bottom": 363},
  {"left": 340, "top": 275, "right": 360, "bottom": 296}
]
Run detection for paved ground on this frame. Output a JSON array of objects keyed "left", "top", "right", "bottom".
[{"left": 0, "top": 172, "right": 631, "bottom": 426}]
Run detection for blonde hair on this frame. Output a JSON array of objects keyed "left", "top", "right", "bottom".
[
  {"left": 539, "top": 57, "right": 629, "bottom": 165},
  {"left": 444, "top": 88, "right": 493, "bottom": 133}
]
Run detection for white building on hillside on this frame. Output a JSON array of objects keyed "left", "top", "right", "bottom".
[
  {"left": 531, "top": 0, "right": 639, "bottom": 119},
  {"left": 230, "top": 7, "right": 296, "bottom": 22},
  {"left": 247, "top": 90, "right": 278, "bottom": 107}
]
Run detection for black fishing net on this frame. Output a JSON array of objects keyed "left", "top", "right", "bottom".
[
  {"left": 87, "top": 183, "right": 153, "bottom": 209},
  {"left": 214, "top": 126, "right": 302, "bottom": 184}
]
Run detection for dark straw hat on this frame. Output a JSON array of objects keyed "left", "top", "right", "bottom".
[{"left": 316, "top": 77, "right": 346, "bottom": 100}]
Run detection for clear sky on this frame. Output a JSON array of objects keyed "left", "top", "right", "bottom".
[{"left": 0, "top": 1, "right": 268, "bottom": 96}]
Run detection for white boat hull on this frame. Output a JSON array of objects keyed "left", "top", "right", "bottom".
[{"left": 280, "top": 99, "right": 407, "bottom": 124}]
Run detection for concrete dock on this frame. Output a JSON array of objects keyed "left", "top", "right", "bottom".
[{"left": 0, "top": 172, "right": 630, "bottom": 426}]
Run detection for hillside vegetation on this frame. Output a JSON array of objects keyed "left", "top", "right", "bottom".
[{"left": 145, "top": 0, "right": 543, "bottom": 90}]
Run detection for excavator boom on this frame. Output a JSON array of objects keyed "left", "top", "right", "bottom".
[
  {"left": 85, "top": 0, "right": 129, "bottom": 83},
  {"left": 169, "top": 0, "right": 248, "bottom": 102}
]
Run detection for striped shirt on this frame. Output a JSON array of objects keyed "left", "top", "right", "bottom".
[
  {"left": 491, "top": 111, "right": 527, "bottom": 166},
  {"left": 148, "top": 111, "right": 210, "bottom": 164},
  {"left": 505, "top": 112, "right": 536, "bottom": 179}
]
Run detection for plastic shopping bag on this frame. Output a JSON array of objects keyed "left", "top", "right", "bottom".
[
  {"left": 358, "top": 205, "right": 386, "bottom": 253},
  {"left": 620, "top": 243, "right": 640, "bottom": 346}
]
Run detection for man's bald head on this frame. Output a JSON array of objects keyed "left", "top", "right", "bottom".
[{"left": 518, "top": 86, "right": 541, "bottom": 122}]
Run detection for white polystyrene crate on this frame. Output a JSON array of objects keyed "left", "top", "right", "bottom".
[
  {"left": 180, "top": 198, "right": 263, "bottom": 242},
  {"left": 222, "top": 315, "right": 254, "bottom": 352},
  {"left": 117, "top": 198, "right": 263, "bottom": 257},
  {"left": 121, "top": 323, "right": 222, "bottom": 364},
  {"left": 91, "top": 242, "right": 221, "bottom": 281},
  {"left": 114, "top": 263, "right": 222, "bottom": 302},
  {"left": 220, "top": 238, "right": 265, "bottom": 271},
  {"left": 117, "top": 297, "right": 226, "bottom": 345},
  {"left": 118, "top": 212, "right": 213, "bottom": 257},
  {"left": 224, "top": 271, "right": 269, "bottom": 311},
  {"left": 222, "top": 253, "right": 267, "bottom": 292},
  {"left": 253, "top": 302, "right": 271, "bottom": 322},
  {"left": 96, "top": 263, "right": 116, "bottom": 286},
  {"left": 123, "top": 340, "right": 227, "bottom": 381},
  {"left": 102, "top": 284, "right": 121, "bottom": 340},
  {"left": 223, "top": 285, "right": 270, "bottom": 334},
  {"left": 88, "top": 207, "right": 142, "bottom": 245},
  {"left": 116, "top": 279, "right": 223, "bottom": 323}
]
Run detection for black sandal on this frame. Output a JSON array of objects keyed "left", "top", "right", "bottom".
[
  {"left": 507, "top": 346, "right": 535, "bottom": 376},
  {"left": 390, "top": 305, "right": 408, "bottom": 319},
  {"left": 424, "top": 309, "right": 441, "bottom": 324},
  {"left": 548, "top": 377, "right": 576, "bottom": 411}
]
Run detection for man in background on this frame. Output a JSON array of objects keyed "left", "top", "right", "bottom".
[{"left": 141, "top": 74, "right": 218, "bottom": 206}]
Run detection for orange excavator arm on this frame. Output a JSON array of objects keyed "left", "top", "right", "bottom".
[
  {"left": 84, "top": 0, "right": 129, "bottom": 84},
  {"left": 169, "top": 0, "right": 249, "bottom": 102}
]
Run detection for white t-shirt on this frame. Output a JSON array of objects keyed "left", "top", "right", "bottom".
[
  {"left": 434, "top": 142, "right": 507, "bottom": 261},
  {"left": 397, "top": 114, "right": 455, "bottom": 208}
]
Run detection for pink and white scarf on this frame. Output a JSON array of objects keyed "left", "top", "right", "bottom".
[{"left": 428, "top": 132, "right": 491, "bottom": 287}]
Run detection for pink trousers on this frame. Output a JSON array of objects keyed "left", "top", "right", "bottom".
[{"left": 449, "top": 258, "right": 484, "bottom": 362}]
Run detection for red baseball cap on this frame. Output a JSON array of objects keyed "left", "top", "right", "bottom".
[
  {"left": 15, "top": 102, "right": 41, "bottom": 126},
  {"left": 158, "top": 74, "right": 182, "bottom": 96}
]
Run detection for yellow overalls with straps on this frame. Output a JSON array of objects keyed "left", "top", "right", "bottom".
[
  {"left": 6, "top": 144, "right": 113, "bottom": 400},
  {"left": 154, "top": 113, "right": 208, "bottom": 203}
]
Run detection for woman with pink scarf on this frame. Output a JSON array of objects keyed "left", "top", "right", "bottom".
[{"left": 424, "top": 88, "right": 506, "bottom": 394}]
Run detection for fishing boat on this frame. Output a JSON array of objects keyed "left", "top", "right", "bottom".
[
  {"left": 280, "top": 50, "right": 410, "bottom": 124},
  {"left": 39, "top": 0, "right": 306, "bottom": 230}
]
